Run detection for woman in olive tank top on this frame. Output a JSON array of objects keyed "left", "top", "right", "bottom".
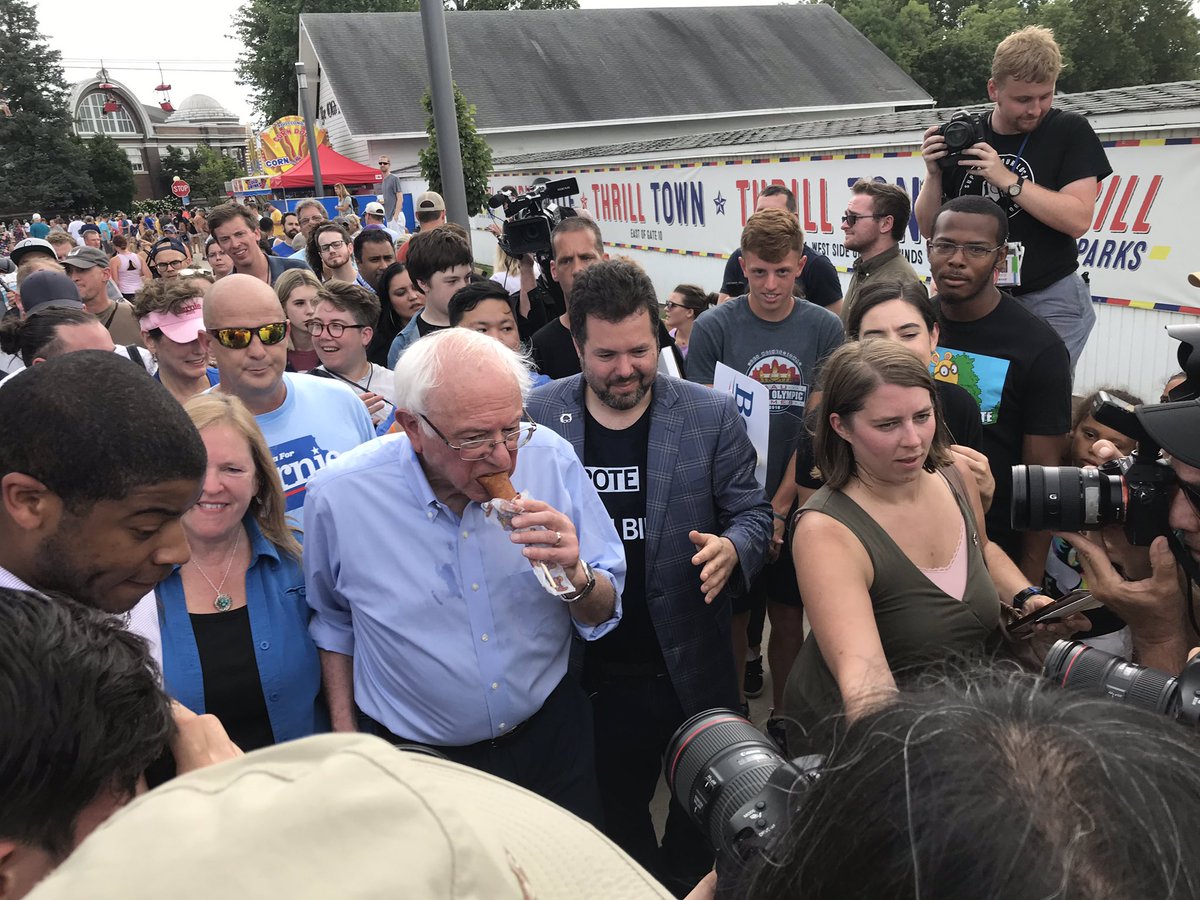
[{"left": 782, "top": 342, "right": 1080, "bottom": 750}]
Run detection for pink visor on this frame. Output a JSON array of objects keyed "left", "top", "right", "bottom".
[{"left": 140, "top": 300, "right": 205, "bottom": 344}]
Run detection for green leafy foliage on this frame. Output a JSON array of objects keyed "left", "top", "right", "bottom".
[
  {"left": 821, "top": 0, "right": 1199, "bottom": 105},
  {"left": 418, "top": 83, "right": 495, "bottom": 215},
  {"left": 0, "top": 0, "right": 97, "bottom": 213},
  {"left": 86, "top": 133, "right": 135, "bottom": 211}
]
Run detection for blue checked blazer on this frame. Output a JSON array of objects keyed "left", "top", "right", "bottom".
[{"left": 527, "top": 373, "right": 772, "bottom": 715}]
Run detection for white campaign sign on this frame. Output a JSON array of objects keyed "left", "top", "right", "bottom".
[{"left": 712, "top": 361, "right": 769, "bottom": 489}]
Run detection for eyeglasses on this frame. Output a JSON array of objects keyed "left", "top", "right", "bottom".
[
  {"left": 419, "top": 413, "right": 537, "bottom": 461},
  {"left": 841, "top": 212, "right": 887, "bottom": 227},
  {"left": 378, "top": 162, "right": 390, "bottom": 168},
  {"left": 154, "top": 258, "right": 188, "bottom": 271},
  {"left": 664, "top": 301, "right": 696, "bottom": 312},
  {"left": 210, "top": 322, "right": 288, "bottom": 350},
  {"left": 318, "top": 240, "right": 348, "bottom": 254},
  {"left": 927, "top": 240, "right": 1006, "bottom": 259},
  {"left": 307, "top": 320, "right": 367, "bottom": 338}
]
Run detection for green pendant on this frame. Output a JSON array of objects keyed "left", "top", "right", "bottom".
[{"left": 214, "top": 594, "right": 233, "bottom": 612}]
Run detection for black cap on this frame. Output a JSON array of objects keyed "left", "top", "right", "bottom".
[
  {"left": 1136, "top": 401, "right": 1200, "bottom": 469},
  {"left": 19, "top": 271, "right": 85, "bottom": 314}
]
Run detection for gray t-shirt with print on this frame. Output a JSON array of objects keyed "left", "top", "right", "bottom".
[{"left": 686, "top": 296, "right": 844, "bottom": 497}]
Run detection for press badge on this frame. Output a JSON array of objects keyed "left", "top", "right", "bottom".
[{"left": 996, "top": 242, "right": 1024, "bottom": 287}]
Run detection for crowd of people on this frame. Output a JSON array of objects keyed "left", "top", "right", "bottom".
[{"left": 4, "top": 23, "right": 1200, "bottom": 900}]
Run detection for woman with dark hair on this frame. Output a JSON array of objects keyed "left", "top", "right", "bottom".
[
  {"left": 781, "top": 341, "right": 1078, "bottom": 746},
  {"left": 663, "top": 283, "right": 715, "bottom": 359},
  {"left": 0, "top": 306, "right": 112, "bottom": 369},
  {"left": 204, "top": 236, "right": 234, "bottom": 280},
  {"left": 738, "top": 666, "right": 1200, "bottom": 900},
  {"left": 367, "top": 262, "right": 422, "bottom": 366},
  {"left": 156, "top": 393, "right": 325, "bottom": 754},
  {"left": 108, "top": 234, "right": 150, "bottom": 300}
]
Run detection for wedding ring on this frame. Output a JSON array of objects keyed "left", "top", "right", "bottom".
[{"left": 553, "top": 531, "right": 562, "bottom": 547}]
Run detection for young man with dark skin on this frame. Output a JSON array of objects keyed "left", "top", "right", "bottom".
[
  {"left": 352, "top": 229, "right": 396, "bottom": 290},
  {"left": 928, "top": 195, "right": 1071, "bottom": 582}
]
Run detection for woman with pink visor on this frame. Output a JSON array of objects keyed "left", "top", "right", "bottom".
[{"left": 134, "top": 276, "right": 220, "bottom": 405}]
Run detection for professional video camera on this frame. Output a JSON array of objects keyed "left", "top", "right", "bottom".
[
  {"left": 1012, "top": 324, "right": 1200, "bottom": 547},
  {"left": 487, "top": 177, "right": 580, "bottom": 259},
  {"left": 665, "top": 710, "right": 821, "bottom": 896},
  {"left": 1044, "top": 639, "right": 1200, "bottom": 727},
  {"left": 937, "top": 110, "right": 988, "bottom": 171}
]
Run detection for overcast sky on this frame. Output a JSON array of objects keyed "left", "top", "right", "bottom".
[{"left": 38, "top": 0, "right": 1199, "bottom": 127}]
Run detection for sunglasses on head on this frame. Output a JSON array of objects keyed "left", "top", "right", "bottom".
[{"left": 210, "top": 322, "right": 288, "bottom": 350}]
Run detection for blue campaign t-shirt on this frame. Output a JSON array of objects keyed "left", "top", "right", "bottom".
[{"left": 255, "top": 373, "right": 375, "bottom": 524}]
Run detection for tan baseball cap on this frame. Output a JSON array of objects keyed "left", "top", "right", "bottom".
[
  {"left": 416, "top": 190, "right": 446, "bottom": 212},
  {"left": 28, "top": 733, "right": 674, "bottom": 899}
]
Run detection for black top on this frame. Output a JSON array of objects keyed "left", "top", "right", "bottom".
[
  {"left": 936, "top": 380, "right": 984, "bottom": 452},
  {"left": 190, "top": 606, "right": 275, "bottom": 753},
  {"left": 582, "top": 404, "right": 665, "bottom": 675},
  {"left": 721, "top": 244, "right": 843, "bottom": 308},
  {"left": 940, "top": 108, "right": 1112, "bottom": 294},
  {"left": 935, "top": 292, "right": 1072, "bottom": 556},
  {"left": 415, "top": 315, "right": 448, "bottom": 339}
]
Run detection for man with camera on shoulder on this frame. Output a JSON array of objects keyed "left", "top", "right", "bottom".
[{"left": 914, "top": 26, "right": 1111, "bottom": 370}]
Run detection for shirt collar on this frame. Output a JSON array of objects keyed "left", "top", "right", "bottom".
[
  {"left": 398, "top": 436, "right": 453, "bottom": 519},
  {"left": 854, "top": 245, "right": 902, "bottom": 276},
  {"left": 0, "top": 564, "right": 36, "bottom": 593}
]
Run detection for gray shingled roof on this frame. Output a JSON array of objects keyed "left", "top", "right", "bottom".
[
  {"left": 302, "top": 5, "right": 931, "bottom": 137},
  {"left": 479, "top": 80, "right": 1200, "bottom": 170}
]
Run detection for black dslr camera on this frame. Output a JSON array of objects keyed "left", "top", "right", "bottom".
[
  {"left": 937, "top": 110, "right": 988, "bottom": 171},
  {"left": 665, "top": 710, "right": 822, "bottom": 896},
  {"left": 487, "top": 177, "right": 580, "bottom": 258},
  {"left": 1012, "top": 324, "right": 1200, "bottom": 546}
]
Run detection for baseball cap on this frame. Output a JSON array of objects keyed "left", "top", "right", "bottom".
[
  {"left": 18, "top": 270, "right": 85, "bottom": 313},
  {"left": 26, "top": 734, "right": 674, "bottom": 900},
  {"left": 61, "top": 246, "right": 110, "bottom": 270},
  {"left": 79, "top": 223, "right": 101, "bottom": 235},
  {"left": 1137, "top": 400, "right": 1200, "bottom": 468},
  {"left": 10, "top": 237, "right": 56, "bottom": 266},
  {"left": 416, "top": 190, "right": 446, "bottom": 212},
  {"left": 139, "top": 299, "right": 205, "bottom": 344},
  {"left": 363, "top": 201, "right": 386, "bottom": 217}
]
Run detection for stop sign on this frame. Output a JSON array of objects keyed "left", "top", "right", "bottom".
[{"left": 171, "top": 180, "right": 191, "bottom": 197}]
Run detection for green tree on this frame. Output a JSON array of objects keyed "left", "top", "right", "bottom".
[
  {"left": 188, "top": 144, "right": 245, "bottom": 202},
  {"left": 161, "top": 145, "right": 201, "bottom": 183},
  {"left": 87, "top": 133, "right": 135, "bottom": 211},
  {"left": 418, "top": 83, "right": 494, "bottom": 215},
  {"left": 0, "top": 0, "right": 96, "bottom": 213}
]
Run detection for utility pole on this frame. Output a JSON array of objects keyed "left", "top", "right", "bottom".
[
  {"left": 419, "top": 0, "right": 469, "bottom": 228},
  {"left": 295, "top": 62, "right": 325, "bottom": 197}
]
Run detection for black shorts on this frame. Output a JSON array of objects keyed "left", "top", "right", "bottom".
[{"left": 733, "top": 532, "right": 801, "bottom": 614}]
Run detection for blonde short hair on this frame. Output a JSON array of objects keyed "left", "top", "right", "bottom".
[{"left": 992, "top": 26, "right": 1062, "bottom": 85}]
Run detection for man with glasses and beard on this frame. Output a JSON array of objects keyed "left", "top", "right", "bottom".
[
  {"left": 303, "top": 328, "right": 624, "bottom": 824},
  {"left": 199, "top": 275, "right": 373, "bottom": 524}
]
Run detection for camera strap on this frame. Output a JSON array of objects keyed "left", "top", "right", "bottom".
[{"left": 1166, "top": 529, "right": 1200, "bottom": 637}]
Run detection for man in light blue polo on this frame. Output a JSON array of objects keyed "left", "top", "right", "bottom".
[{"left": 304, "top": 328, "right": 624, "bottom": 824}]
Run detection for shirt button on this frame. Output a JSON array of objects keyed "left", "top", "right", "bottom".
[
  {"left": 491, "top": 682, "right": 499, "bottom": 690},
  {"left": 461, "top": 530, "right": 469, "bottom": 539},
  {"left": 259, "top": 641, "right": 270, "bottom": 650},
  {"left": 499, "top": 722, "right": 507, "bottom": 730},
  {"left": 268, "top": 692, "right": 279, "bottom": 702},
  {"left": 471, "top": 583, "right": 479, "bottom": 591},
  {"left": 481, "top": 633, "right": 489, "bottom": 642},
  {"left": 427, "top": 510, "right": 434, "bottom": 519}
]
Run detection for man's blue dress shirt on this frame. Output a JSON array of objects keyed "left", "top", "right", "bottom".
[{"left": 304, "top": 427, "right": 625, "bottom": 745}]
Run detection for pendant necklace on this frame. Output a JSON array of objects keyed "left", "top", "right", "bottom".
[{"left": 191, "top": 529, "right": 242, "bottom": 612}]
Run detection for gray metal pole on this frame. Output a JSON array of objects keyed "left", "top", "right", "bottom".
[
  {"left": 295, "top": 62, "right": 325, "bottom": 198},
  {"left": 419, "top": 0, "right": 469, "bottom": 227}
]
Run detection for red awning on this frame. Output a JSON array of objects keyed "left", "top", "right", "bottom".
[{"left": 268, "top": 145, "right": 384, "bottom": 189}]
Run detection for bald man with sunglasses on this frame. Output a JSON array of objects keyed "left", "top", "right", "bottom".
[{"left": 200, "top": 275, "right": 374, "bottom": 523}]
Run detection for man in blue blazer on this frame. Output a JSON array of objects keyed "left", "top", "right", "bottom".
[{"left": 526, "top": 259, "right": 772, "bottom": 894}]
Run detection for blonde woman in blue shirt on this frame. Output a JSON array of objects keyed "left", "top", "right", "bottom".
[{"left": 157, "top": 392, "right": 325, "bottom": 751}]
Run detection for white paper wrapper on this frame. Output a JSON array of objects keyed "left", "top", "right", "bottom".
[{"left": 482, "top": 492, "right": 575, "bottom": 597}]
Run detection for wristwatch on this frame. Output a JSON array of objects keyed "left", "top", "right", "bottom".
[
  {"left": 1006, "top": 175, "right": 1025, "bottom": 198},
  {"left": 1012, "top": 585, "right": 1044, "bottom": 611},
  {"left": 561, "top": 560, "right": 596, "bottom": 604}
]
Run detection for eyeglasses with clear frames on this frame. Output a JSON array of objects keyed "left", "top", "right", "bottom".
[
  {"left": 307, "top": 320, "right": 367, "bottom": 338},
  {"left": 419, "top": 413, "right": 537, "bottom": 461},
  {"left": 927, "top": 240, "right": 1006, "bottom": 259}
]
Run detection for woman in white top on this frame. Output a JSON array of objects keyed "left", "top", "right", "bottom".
[{"left": 109, "top": 234, "right": 149, "bottom": 300}]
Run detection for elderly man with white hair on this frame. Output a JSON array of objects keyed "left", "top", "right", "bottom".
[{"left": 303, "top": 328, "right": 624, "bottom": 824}]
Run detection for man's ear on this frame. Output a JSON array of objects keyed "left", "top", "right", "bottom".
[
  {"left": 0, "top": 841, "right": 19, "bottom": 899},
  {"left": 1, "top": 472, "right": 61, "bottom": 532},
  {"left": 396, "top": 410, "right": 423, "bottom": 448}
]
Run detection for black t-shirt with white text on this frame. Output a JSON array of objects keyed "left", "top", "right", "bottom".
[
  {"left": 941, "top": 108, "right": 1111, "bottom": 294},
  {"left": 583, "top": 404, "right": 664, "bottom": 673}
]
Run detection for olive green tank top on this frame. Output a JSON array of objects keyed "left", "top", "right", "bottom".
[{"left": 782, "top": 471, "right": 1002, "bottom": 745}]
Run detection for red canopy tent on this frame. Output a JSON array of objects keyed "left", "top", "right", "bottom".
[{"left": 268, "top": 145, "right": 383, "bottom": 190}]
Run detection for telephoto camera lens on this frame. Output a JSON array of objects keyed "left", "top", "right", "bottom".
[
  {"left": 1011, "top": 464, "right": 1126, "bottom": 533},
  {"left": 1043, "top": 640, "right": 1195, "bottom": 722}
]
